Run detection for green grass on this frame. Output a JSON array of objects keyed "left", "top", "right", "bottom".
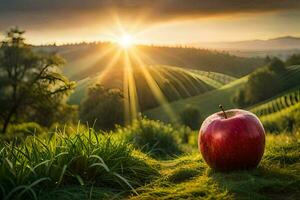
[
  {"left": 129, "top": 133, "right": 300, "bottom": 200},
  {"left": 189, "top": 69, "right": 237, "bottom": 87},
  {"left": 144, "top": 75, "right": 248, "bottom": 123},
  {"left": 117, "top": 119, "right": 184, "bottom": 159},
  {"left": 0, "top": 127, "right": 159, "bottom": 200},
  {"left": 0, "top": 121, "right": 299, "bottom": 199}
]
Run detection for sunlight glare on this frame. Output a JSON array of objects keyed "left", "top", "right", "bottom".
[{"left": 118, "top": 34, "right": 134, "bottom": 49}]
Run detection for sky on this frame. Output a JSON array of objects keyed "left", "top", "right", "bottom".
[{"left": 1, "top": 0, "right": 300, "bottom": 45}]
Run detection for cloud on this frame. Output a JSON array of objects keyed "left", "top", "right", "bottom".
[{"left": 1, "top": 0, "right": 300, "bottom": 31}]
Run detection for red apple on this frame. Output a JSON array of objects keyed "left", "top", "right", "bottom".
[{"left": 198, "top": 106, "right": 265, "bottom": 171}]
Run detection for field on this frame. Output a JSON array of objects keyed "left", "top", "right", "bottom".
[
  {"left": 145, "top": 65, "right": 300, "bottom": 125},
  {"left": 67, "top": 65, "right": 236, "bottom": 110},
  {"left": 144, "top": 76, "right": 248, "bottom": 122},
  {"left": 249, "top": 87, "right": 300, "bottom": 117},
  {"left": 0, "top": 120, "right": 299, "bottom": 200}
]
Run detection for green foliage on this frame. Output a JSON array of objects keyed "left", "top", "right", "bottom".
[
  {"left": 119, "top": 119, "right": 182, "bottom": 158},
  {"left": 232, "top": 88, "right": 247, "bottom": 107},
  {"left": 233, "top": 57, "right": 300, "bottom": 109},
  {"left": 286, "top": 54, "right": 300, "bottom": 66},
  {"left": 0, "top": 28, "right": 75, "bottom": 133},
  {"left": 79, "top": 84, "right": 124, "bottom": 131},
  {"left": 1, "top": 122, "right": 44, "bottom": 142},
  {"left": 0, "top": 127, "right": 158, "bottom": 199},
  {"left": 234, "top": 67, "right": 283, "bottom": 107},
  {"left": 180, "top": 107, "right": 201, "bottom": 130},
  {"left": 31, "top": 103, "right": 78, "bottom": 127},
  {"left": 0, "top": 121, "right": 299, "bottom": 199},
  {"left": 267, "top": 57, "right": 286, "bottom": 73}
]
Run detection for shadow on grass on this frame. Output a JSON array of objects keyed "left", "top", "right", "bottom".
[
  {"left": 39, "top": 186, "right": 125, "bottom": 200},
  {"left": 208, "top": 165, "right": 300, "bottom": 200}
]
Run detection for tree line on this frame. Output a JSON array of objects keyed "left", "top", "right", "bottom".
[{"left": 233, "top": 55, "right": 300, "bottom": 107}]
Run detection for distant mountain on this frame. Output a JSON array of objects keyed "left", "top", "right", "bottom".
[{"left": 199, "top": 36, "right": 300, "bottom": 50}]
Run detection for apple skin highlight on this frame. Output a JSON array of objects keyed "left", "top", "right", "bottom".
[{"left": 199, "top": 109, "right": 265, "bottom": 171}]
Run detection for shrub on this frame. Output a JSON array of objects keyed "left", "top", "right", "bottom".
[
  {"left": 180, "top": 107, "right": 201, "bottom": 130},
  {"left": 79, "top": 84, "right": 124, "bottom": 131},
  {"left": 267, "top": 57, "right": 286, "bottom": 73},
  {"left": 119, "top": 119, "right": 182, "bottom": 158},
  {"left": 2, "top": 122, "right": 45, "bottom": 141},
  {"left": 0, "top": 127, "right": 158, "bottom": 199}
]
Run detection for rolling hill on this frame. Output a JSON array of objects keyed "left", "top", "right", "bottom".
[
  {"left": 247, "top": 85, "right": 300, "bottom": 131},
  {"left": 144, "top": 76, "right": 248, "bottom": 122},
  {"left": 68, "top": 65, "right": 237, "bottom": 111},
  {"left": 249, "top": 86, "right": 300, "bottom": 117},
  {"left": 145, "top": 65, "right": 300, "bottom": 124},
  {"left": 36, "top": 42, "right": 265, "bottom": 81},
  {"left": 35, "top": 42, "right": 263, "bottom": 110}
]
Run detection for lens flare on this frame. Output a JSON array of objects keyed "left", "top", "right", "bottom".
[{"left": 118, "top": 34, "right": 134, "bottom": 49}]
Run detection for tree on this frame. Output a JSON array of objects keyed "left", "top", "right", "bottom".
[
  {"left": 267, "top": 57, "right": 286, "bottom": 73},
  {"left": 233, "top": 68, "right": 283, "bottom": 107},
  {"left": 79, "top": 84, "right": 125, "bottom": 131},
  {"left": 286, "top": 54, "right": 300, "bottom": 66},
  {"left": 0, "top": 28, "right": 75, "bottom": 133},
  {"left": 232, "top": 89, "right": 247, "bottom": 107}
]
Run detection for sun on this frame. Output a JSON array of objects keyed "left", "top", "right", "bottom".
[{"left": 118, "top": 34, "right": 134, "bottom": 49}]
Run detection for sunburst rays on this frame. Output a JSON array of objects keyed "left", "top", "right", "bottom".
[
  {"left": 87, "top": 14, "right": 178, "bottom": 124},
  {"left": 123, "top": 50, "right": 140, "bottom": 123},
  {"left": 93, "top": 44, "right": 178, "bottom": 123},
  {"left": 129, "top": 48, "right": 178, "bottom": 122}
]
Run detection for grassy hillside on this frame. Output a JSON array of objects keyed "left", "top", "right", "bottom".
[
  {"left": 144, "top": 76, "right": 248, "bottom": 122},
  {"left": 249, "top": 86, "right": 300, "bottom": 117},
  {"left": 68, "top": 65, "right": 236, "bottom": 111},
  {"left": 145, "top": 65, "right": 300, "bottom": 124},
  {"left": 280, "top": 65, "right": 300, "bottom": 88},
  {"left": 247, "top": 86, "right": 300, "bottom": 132}
]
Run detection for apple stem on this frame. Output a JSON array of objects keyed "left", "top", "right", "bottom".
[{"left": 219, "top": 104, "right": 228, "bottom": 119}]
